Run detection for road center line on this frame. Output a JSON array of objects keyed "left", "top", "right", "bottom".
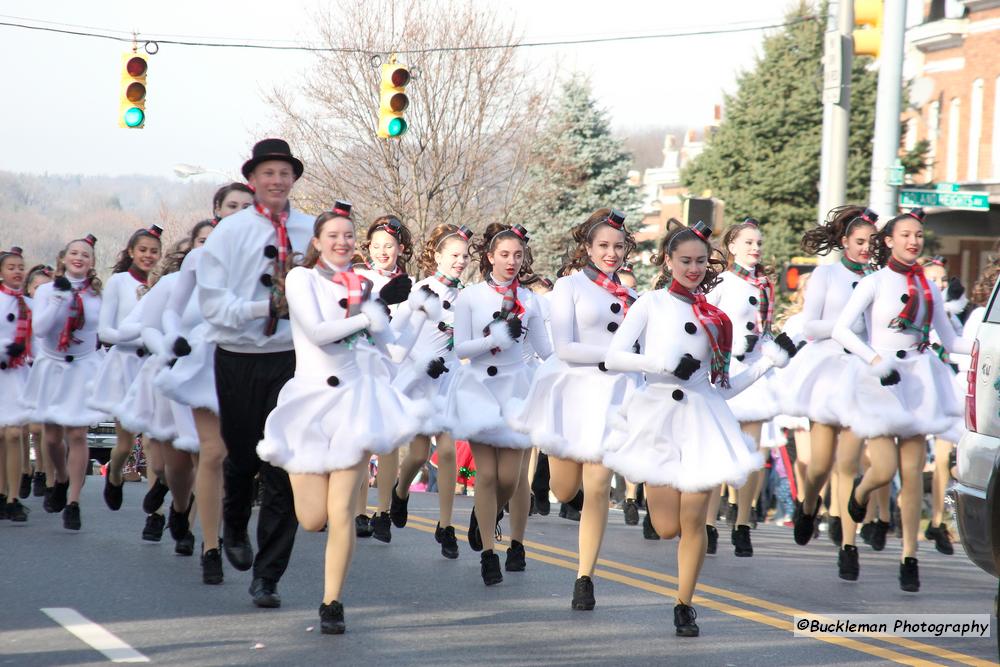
[{"left": 41, "top": 608, "right": 149, "bottom": 664}]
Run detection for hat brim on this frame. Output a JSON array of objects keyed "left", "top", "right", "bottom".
[{"left": 241, "top": 154, "right": 304, "bottom": 180}]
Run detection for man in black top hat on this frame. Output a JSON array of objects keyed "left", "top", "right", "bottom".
[{"left": 197, "top": 138, "right": 312, "bottom": 606}]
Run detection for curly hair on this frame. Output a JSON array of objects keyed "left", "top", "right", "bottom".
[
  {"left": 800, "top": 205, "right": 875, "bottom": 256},
  {"left": 56, "top": 239, "right": 103, "bottom": 295},
  {"left": 651, "top": 219, "right": 726, "bottom": 292},
  {"left": 111, "top": 228, "right": 163, "bottom": 274},
  {"left": 361, "top": 215, "right": 413, "bottom": 274},
  {"left": 970, "top": 259, "right": 1000, "bottom": 307},
  {"left": 558, "top": 207, "right": 637, "bottom": 276},
  {"left": 418, "top": 223, "right": 471, "bottom": 278},
  {"left": 472, "top": 223, "right": 534, "bottom": 279},
  {"left": 872, "top": 211, "right": 925, "bottom": 268}
]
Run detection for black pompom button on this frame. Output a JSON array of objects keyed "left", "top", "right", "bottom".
[
  {"left": 0, "top": 362, "right": 6, "bottom": 371},
  {"left": 598, "top": 362, "right": 607, "bottom": 372},
  {"left": 851, "top": 282, "right": 858, "bottom": 289},
  {"left": 339, "top": 298, "right": 348, "bottom": 309},
  {"left": 900, "top": 294, "right": 909, "bottom": 303},
  {"left": 438, "top": 321, "right": 449, "bottom": 332},
  {"left": 671, "top": 389, "right": 684, "bottom": 401},
  {"left": 492, "top": 311, "right": 501, "bottom": 319},
  {"left": 895, "top": 350, "right": 907, "bottom": 359},
  {"left": 5, "top": 313, "right": 14, "bottom": 322},
  {"left": 736, "top": 354, "right": 745, "bottom": 362},
  {"left": 844, "top": 348, "right": 851, "bottom": 355},
  {"left": 65, "top": 355, "right": 74, "bottom": 363},
  {"left": 136, "top": 348, "right": 146, "bottom": 358},
  {"left": 749, "top": 296, "right": 758, "bottom": 305},
  {"left": 607, "top": 322, "right": 619, "bottom": 333},
  {"left": 633, "top": 342, "right": 641, "bottom": 353},
  {"left": 263, "top": 245, "right": 278, "bottom": 259},
  {"left": 684, "top": 322, "right": 697, "bottom": 335},
  {"left": 260, "top": 274, "right": 273, "bottom": 288},
  {"left": 486, "top": 365, "right": 498, "bottom": 376},
  {"left": 610, "top": 303, "right": 622, "bottom": 314},
  {"left": 746, "top": 322, "right": 755, "bottom": 331},
  {"left": 443, "top": 300, "right": 451, "bottom": 310},
  {"left": 326, "top": 375, "right": 340, "bottom": 387}
]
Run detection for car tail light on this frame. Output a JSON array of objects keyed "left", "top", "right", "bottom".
[{"left": 965, "top": 340, "right": 979, "bottom": 432}]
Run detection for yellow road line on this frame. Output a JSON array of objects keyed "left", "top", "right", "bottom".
[{"left": 393, "top": 510, "right": 990, "bottom": 667}]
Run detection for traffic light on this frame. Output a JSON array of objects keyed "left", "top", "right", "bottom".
[
  {"left": 781, "top": 257, "right": 820, "bottom": 292},
  {"left": 119, "top": 52, "right": 147, "bottom": 129},
  {"left": 853, "top": 0, "right": 882, "bottom": 58},
  {"left": 377, "top": 58, "right": 409, "bottom": 139}
]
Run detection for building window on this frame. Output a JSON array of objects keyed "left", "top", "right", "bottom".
[
  {"left": 927, "top": 100, "right": 940, "bottom": 184},
  {"left": 993, "top": 77, "right": 1000, "bottom": 179},
  {"left": 947, "top": 97, "right": 961, "bottom": 183},
  {"left": 968, "top": 79, "right": 984, "bottom": 182}
]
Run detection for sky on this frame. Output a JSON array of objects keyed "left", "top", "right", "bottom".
[{"left": 0, "top": 0, "right": 927, "bottom": 180}]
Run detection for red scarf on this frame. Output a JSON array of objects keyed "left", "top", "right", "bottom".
[
  {"left": 668, "top": 280, "right": 733, "bottom": 388},
  {"left": 731, "top": 263, "right": 774, "bottom": 336},
  {"left": 127, "top": 265, "right": 148, "bottom": 286},
  {"left": 583, "top": 262, "right": 635, "bottom": 315},
  {"left": 887, "top": 257, "right": 933, "bottom": 351},
  {"left": 0, "top": 284, "right": 31, "bottom": 366},
  {"left": 484, "top": 275, "right": 525, "bottom": 354},
  {"left": 255, "top": 199, "right": 292, "bottom": 336},
  {"left": 58, "top": 279, "right": 91, "bottom": 352},
  {"left": 365, "top": 261, "right": 404, "bottom": 279},
  {"left": 320, "top": 261, "right": 374, "bottom": 348}
]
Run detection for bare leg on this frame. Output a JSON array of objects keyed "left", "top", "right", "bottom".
[
  {"left": 801, "top": 423, "right": 836, "bottom": 515},
  {"left": 44, "top": 424, "right": 66, "bottom": 486},
  {"left": 163, "top": 443, "right": 195, "bottom": 513},
  {"left": 3, "top": 426, "right": 22, "bottom": 500},
  {"left": 396, "top": 435, "right": 431, "bottom": 500},
  {"left": 508, "top": 450, "right": 531, "bottom": 542},
  {"left": 107, "top": 422, "right": 136, "bottom": 486},
  {"left": 835, "top": 430, "right": 863, "bottom": 546},
  {"left": 646, "top": 485, "right": 711, "bottom": 605},
  {"left": 469, "top": 443, "right": 525, "bottom": 552},
  {"left": 435, "top": 434, "right": 457, "bottom": 527},
  {"left": 65, "top": 427, "right": 88, "bottom": 503},
  {"left": 625, "top": 480, "right": 639, "bottom": 501},
  {"left": 897, "top": 437, "right": 926, "bottom": 560},
  {"left": 193, "top": 409, "right": 224, "bottom": 552},
  {"left": 578, "top": 462, "right": 612, "bottom": 578},
  {"left": 375, "top": 450, "right": 399, "bottom": 513},
  {"left": 704, "top": 485, "right": 722, "bottom": 527},
  {"left": 853, "top": 437, "right": 897, "bottom": 505},
  {"left": 793, "top": 428, "right": 811, "bottom": 503},
  {"left": 735, "top": 421, "right": 763, "bottom": 526},
  {"left": 931, "top": 439, "right": 954, "bottom": 526}
]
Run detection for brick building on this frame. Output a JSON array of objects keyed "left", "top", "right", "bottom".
[{"left": 903, "top": 0, "right": 1000, "bottom": 286}]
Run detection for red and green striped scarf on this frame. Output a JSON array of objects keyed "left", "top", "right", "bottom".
[
  {"left": 668, "top": 280, "right": 733, "bottom": 388},
  {"left": 366, "top": 262, "right": 404, "bottom": 279},
  {"left": 582, "top": 262, "right": 635, "bottom": 315},
  {"left": 887, "top": 257, "right": 933, "bottom": 351},
  {"left": 57, "top": 279, "right": 91, "bottom": 352},
  {"left": 484, "top": 275, "right": 524, "bottom": 354},
  {"left": 840, "top": 256, "right": 873, "bottom": 277},
  {"left": 731, "top": 263, "right": 773, "bottom": 336},
  {"left": 255, "top": 198, "right": 291, "bottom": 336},
  {"left": 0, "top": 284, "right": 31, "bottom": 366},
  {"left": 319, "top": 260, "right": 374, "bottom": 349}
]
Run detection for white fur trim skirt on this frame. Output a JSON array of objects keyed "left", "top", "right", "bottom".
[
  {"left": 155, "top": 327, "right": 218, "bottom": 414},
  {"left": 726, "top": 348, "right": 782, "bottom": 423},
  {"left": 171, "top": 401, "right": 199, "bottom": 453},
  {"left": 509, "top": 356, "right": 640, "bottom": 463},
  {"left": 87, "top": 345, "right": 145, "bottom": 413},
  {"left": 116, "top": 355, "right": 178, "bottom": 442},
  {"left": 0, "top": 364, "right": 31, "bottom": 426},
  {"left": 22, "top": 352, "right": 109, "bottom": 427},
  {"left": 831, "top": 349, "right": 960, "bottom": 440},
  {"left": 391, "top": 352, "right": 455, "bottom": 436},
  {"left": 604, "top": 378, "right": 764, "bottom": 492},
  {"left": 442, "top": 357, "right": 533, "bottom": 449},
  {"left": 777, "top": 338, "right": 855, "bottom": 427},
  {"left": 257, "top": 358, "right": 429, "bottom": 474}
]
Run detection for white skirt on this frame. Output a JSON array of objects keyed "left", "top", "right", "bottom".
[
  {"left": 936, "top": 366, "right": 965, "bottom": 444},
  {"left": 116, "top": 355, "right": 177, "bottom": 442},
  {"left": 391, "top": 352, "right": 455, "bottom": 436},
  {"left": 171, "top": 401, "right": 199, "bottom": 453},
  {"left": 726, "top": 348, "right": 782, "bottom": 423},
  {"left": 604, "top": 375, "right": 764, "bottom": 492},
  {"left": 777, "top": 338, "right": 855, "bottom": 427},
  {"left": 22, "top": 352, "right": 109, "bottom": 427},
  {"left": 831, "top": 349, "right": 960, "bottom": 440},
  {"left": 88, "top": 345, "right": 146, "bottom": 414},
  {"left": 0, "top": 364, "right": 31, "bottom": 426},
  {"left": 442, "top": 357, "right": 533, "bottom": 449},
  {"left": 258, "top": 359, "right": 430, "bottom": 475},
  {"left": 155, "top": 327, "right": 219, "bottom": 414},
  {"left": 509, "top": 356, "right": 640, "bottom": 463}
]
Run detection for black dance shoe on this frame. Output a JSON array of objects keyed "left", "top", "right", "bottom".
[
  {"left": 571, "top": 576, "right": 596, "bottom": 610},
  {"left": 168, "top": 497, "right": 193, "bottom": 541},
  {"left": 222, "top": 524, "right": 253, "bottom": 569},
  {"left": 6, "top": 498, "right": 28, "bottom": 522},
  {"left": 319, "top": 601, "right": 346, "bottom": 635},
  {"left": 142, "top": 477, "right": 169, "bottom": 515},
  {"left": 899, "top": 557, "right": 920, "bottom": 593},
  {"left": 505, "top": 539, "right": 526, "bottom": 572},
  {"left": 838, "top": 545, "right": 859, "bottom": 581},
  {"left": 623, "top": 499, "right": 640, "bottom": 526},
  {"left": 924, "top": 523, "right": 954, "bottom": 555},
  {"left": 201, "top": 546, "right": 224, "bottom": 585},
  {"left": 19, "top": 473, "right": 31, "bottom": 499},
  {"left": 642, "top": 512, "right": 660, "bottom": 540},
  {"left": 62, "top": 502, "right": 81, "bottom": 531},
  {"left": 468, "top": 508, "right": 483, "bottom": 552},
  {"left": 42, "top": 487, "right": 55, "bottom": 513},
  {"left": 0, "top": 494, "right": 7, "bottom": 520},
  {"left": 559, "top": 503, "right": 581, "bottom": 522},
  {"left": 142, "top": 513, "right": 166, "bottom": 542},
  {"left": 725, "top": 502, "right": 738, "bottom": 529},
  {"left": 355, "top": 514, "right": 373, "bottom": 538},
  {"left": 103, "top": 473, "right": 124, "bottom": 511},
  {"left": 435, "top": 523, "right": 459, "bottom": 559},
  {"left": 249, "top": 578, "right": 281, "bottom": 608},
  {"left": 50, "top": 480, "right": 69, "bottom": 513},
  {"left": 870, "top": 519, "right": 889, "bottom": 552},
  {"left": 732, "top": 525, "right": 753, "bottom": 557},
  {"left": 793, "top": 499, "right": 819, "bottom": 546},
  {"left": 846, "top": 477, "right": 867, "bottom": 524},
  {"left": 828, "top": 516, "right": 843, "bottom": 546},
  {"left": 389, "top": 482, "right": 409, "bottom": 528},
  {"left": 674, "top": 603, "right": 700, "bottom": 637},
  {"left": 480, "top": 550, "right": 503, "bottom": 586},
  {"left": 175, "top": 531, "right": 195, "bottom": 557},
  {"left": 706, "top": 525, "right": 718, "bottom": 554},
  {"left": 370, "top": 511, "right": 392, "bottom": 543},
  {"left": 859, "top": 521, "right": 874, "bottom": 545},
  {"left": 533, "top": 491, "right": 551, "bottom": 516},
  {"left": 32, "top": 471, "right": 46, "bottom": 497}
]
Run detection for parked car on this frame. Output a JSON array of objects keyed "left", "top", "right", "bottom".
[
  {"left": 953, "top": 278, "right": 1000, "bottom": 578},
  {"left": 87, "top": 422, "right": 116, "bottom": 465}
]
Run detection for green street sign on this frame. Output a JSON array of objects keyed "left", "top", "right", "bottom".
[{"left": 899, "top": 188, "right": 989, "bottom": 211}]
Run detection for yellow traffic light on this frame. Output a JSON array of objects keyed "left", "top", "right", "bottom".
[
  {"left": 377, "top": 58, "right": 409, "bottom": 139},
  {"left": 854, "top": 0, "right": 882, "bottom": 58},
  {"left": 119, "top": 53, "right": 147, "bottom": 129}
]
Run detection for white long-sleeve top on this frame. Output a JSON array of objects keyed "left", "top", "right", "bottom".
[
  {"left": 391, "top": 275, "right": 461, "bottom": 360},
  {"left": 452, "top": 278, "right": 552, "bottom": 364},
  {"left": 0, "top": 291, "right": 33, "bottom": 364},
  {"left": 98, "top": 271, "right": 144, "bottom": 348},
  {"left": 708, "top": 269, "right": 769, "bottom": 356},
  {"left": 832, "top": 266, "right": 972, "bottom": 365},
  {"left": 800, "top": 262, "right": 869, "bottom": 341},
  {"left": 605, "top": 288, "right": 776, "bottom": 398},
  {"left": 164, "top": 247, "right": 207, "bottom": 337},
  {"left": 550, "top": 270, "right": 637, "bottom": 365},
  {"left": 31, "top": 279, "right": 102, "bottom": 359},
  {"left": 134, "top": 273, "right": 181, "bottom": 356},
  {"left": 197, "top": 204, "right": 313, "bottom": 353}
]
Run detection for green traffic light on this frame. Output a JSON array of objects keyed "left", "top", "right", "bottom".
[
  {"left": 388, "top": 117, "right": 407, "bottom": 137},
  {"left": 123, "top": 107, "right": 145, "bottom": 128}
]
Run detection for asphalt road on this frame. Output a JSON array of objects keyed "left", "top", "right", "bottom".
[{"left": 2, "top": 481, "right": 997, "bottom": 666}]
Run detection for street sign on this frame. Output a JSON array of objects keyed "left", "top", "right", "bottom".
[
  {"left": 822, "top": 32, "right": 844, "bottom": 105},
  {"left": 899, "top": 188, "right": 989, "bottom": 211},
  {"left": 887, "top": 159, "right": 904, "bottom": 186}
]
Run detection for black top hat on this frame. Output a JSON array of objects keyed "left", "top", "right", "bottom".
[{"left": 241, "top": 138, "right": 304, "bottom": 180}]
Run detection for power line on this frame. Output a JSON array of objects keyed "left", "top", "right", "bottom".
[{"left": 0, "top": 15, "right": 819, "bottom": 55}]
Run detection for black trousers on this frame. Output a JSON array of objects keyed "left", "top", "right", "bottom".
[{"left": 215, "top": 347, "right": 297, "bottom": 582}]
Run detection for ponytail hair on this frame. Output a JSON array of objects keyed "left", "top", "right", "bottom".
[
  {"left": 559, "top": 207, "right": 636, "bottom": 276},
  {"left": 800, "top": 206, "right": 877, "bottom": 256},
  {"left": 872, "top": 209, "right": 926, "bottom": 268},
  {"left": 363, "top": 215, "right": 413, "bottom": 274},
  {"left": 651, "top": 219, "right": 725, "bottom": 292},
  {"left": 472, "top": 223, "right": 534, "bottom": 279}
]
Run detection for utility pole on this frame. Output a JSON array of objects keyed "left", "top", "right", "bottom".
[
  {"left": 868, "top": 0, "right": 907, "bottom": 218},
  {"left": 817, "top": 1, "right": 854, "bottom": 228}
]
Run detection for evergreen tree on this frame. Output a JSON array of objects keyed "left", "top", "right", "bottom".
[{"left": 522, "top": 74, "right": 640, "bottom": 278}]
